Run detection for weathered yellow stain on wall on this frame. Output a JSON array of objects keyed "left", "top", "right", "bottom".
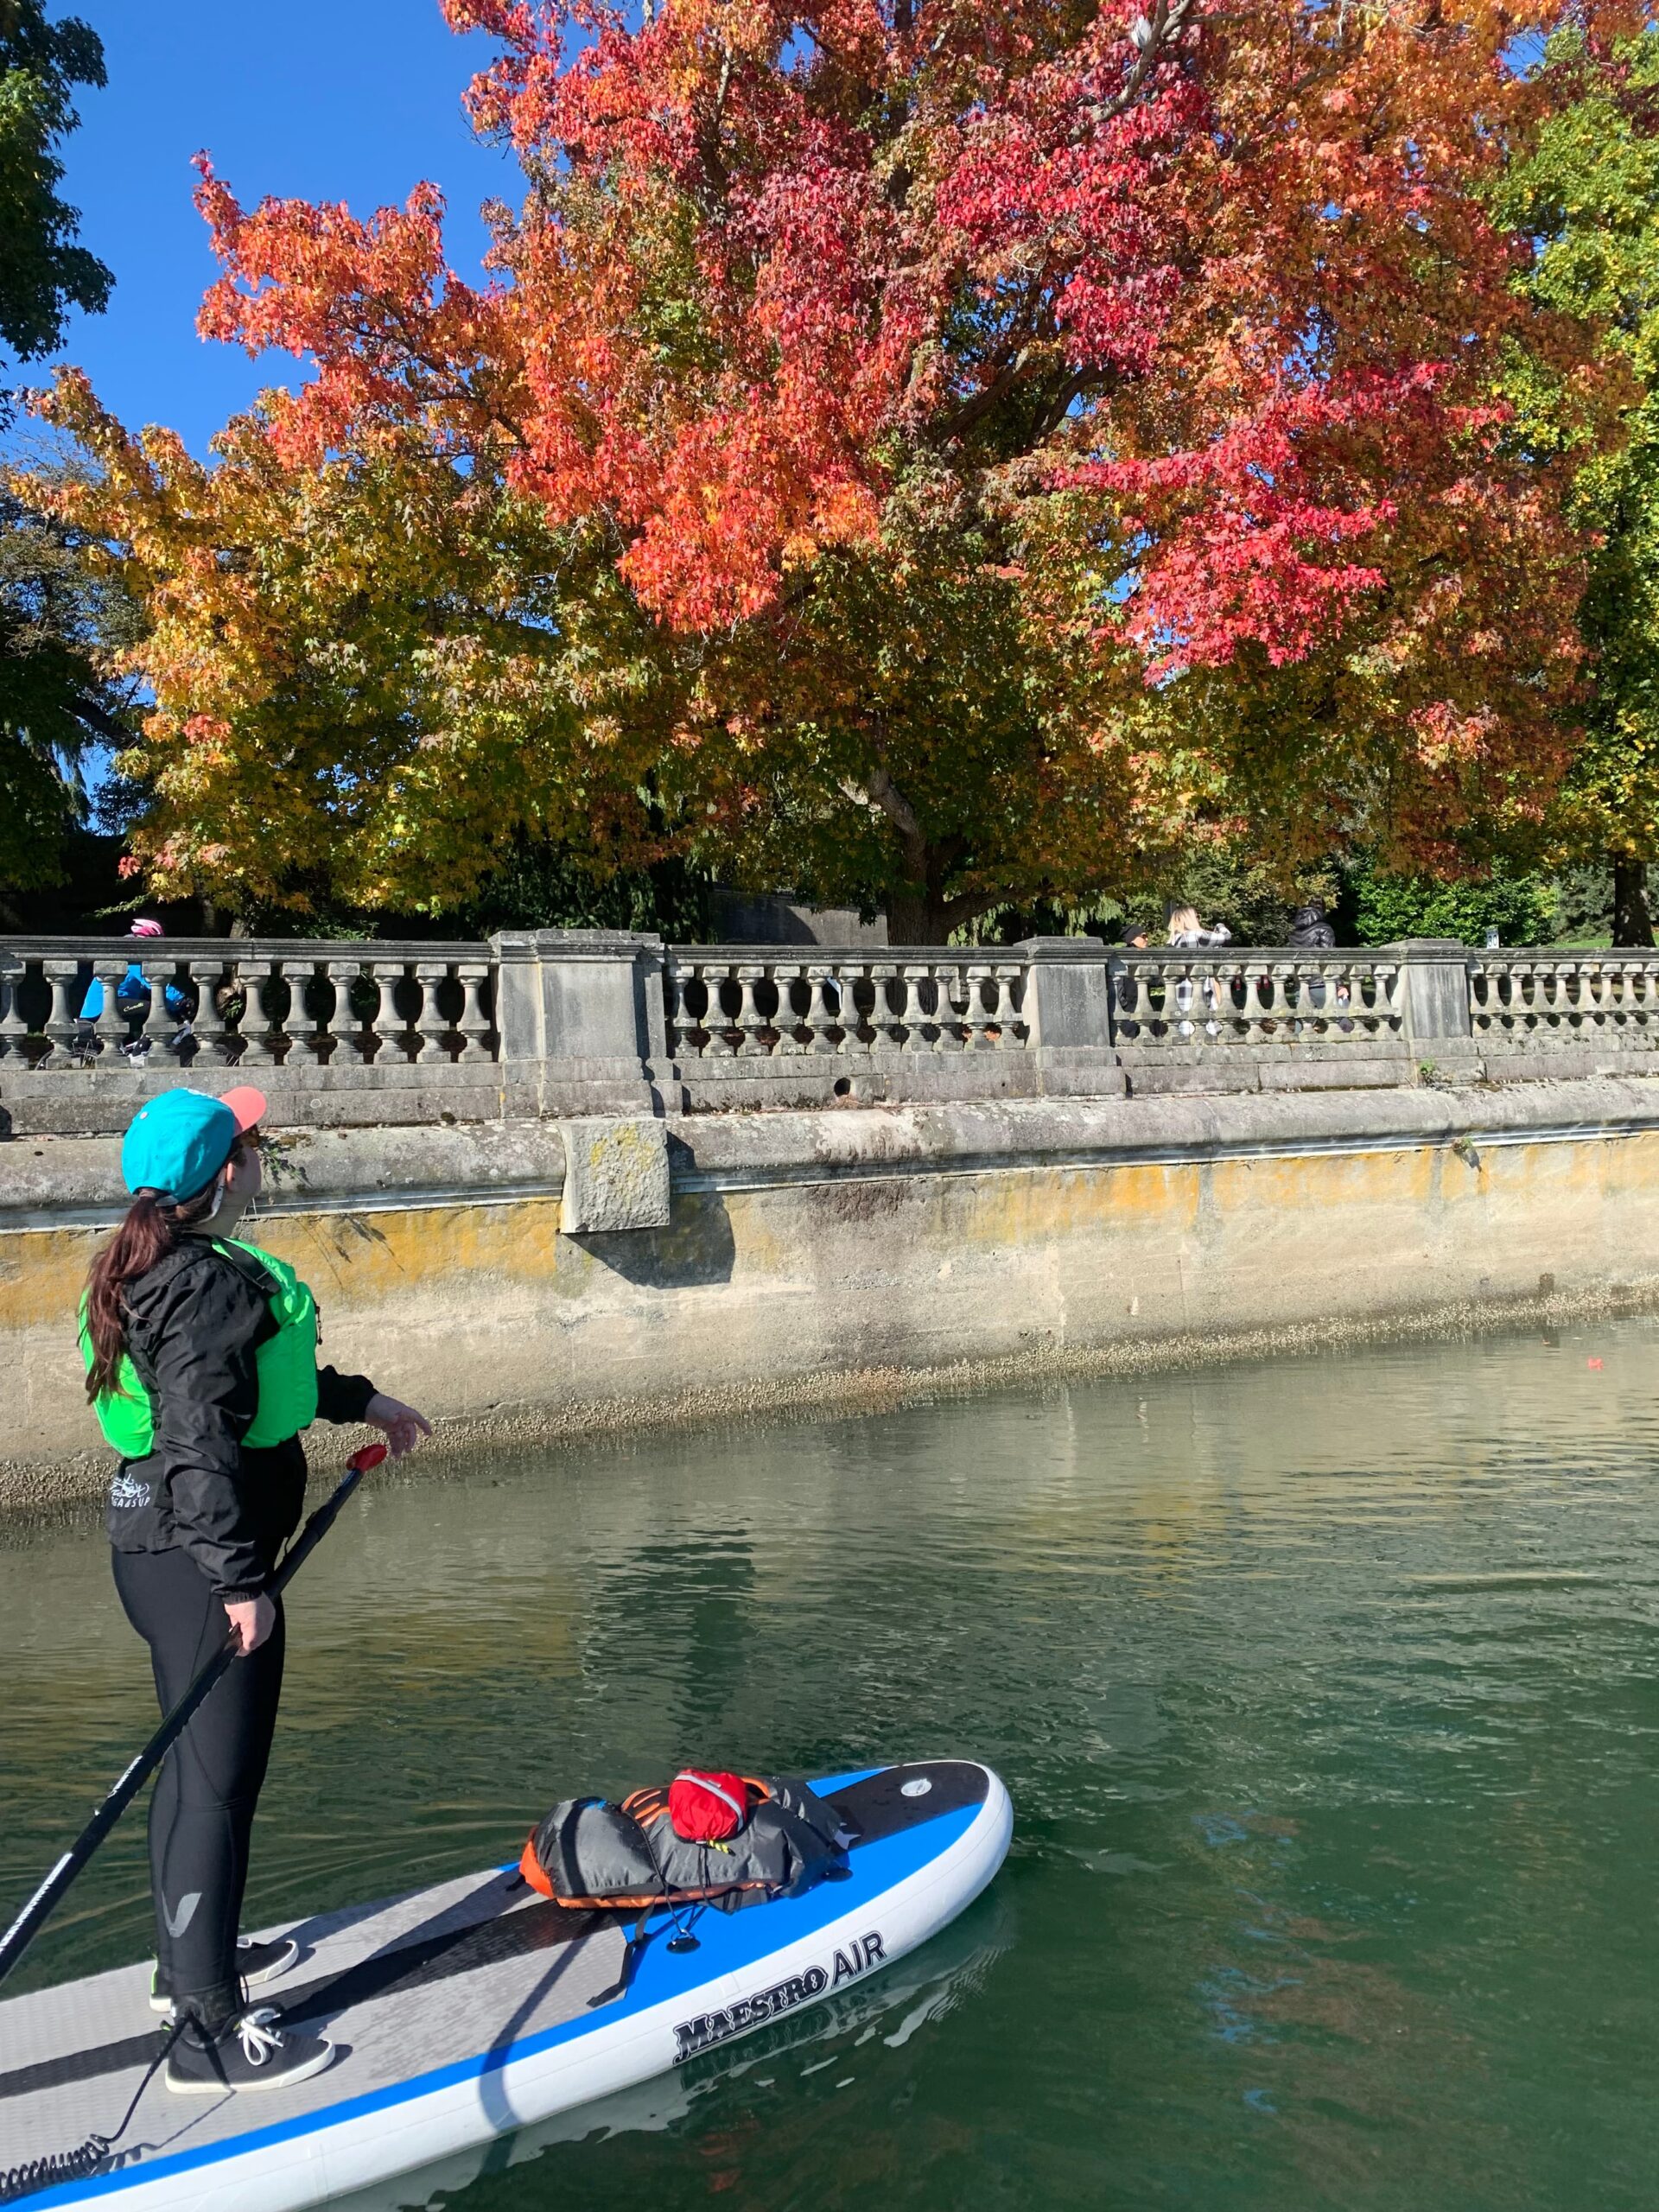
[{"left": 4, "top": 1134, "right": 1657, "bottom": 1338}]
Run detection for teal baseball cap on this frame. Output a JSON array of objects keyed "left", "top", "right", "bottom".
[{"left": 121, "top": 1086, "right": 267, "bottom": 1202}]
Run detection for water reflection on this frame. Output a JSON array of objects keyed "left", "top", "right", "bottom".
[{"left": 4, "top": 1318, "right": 1659, "bottom": 2209}]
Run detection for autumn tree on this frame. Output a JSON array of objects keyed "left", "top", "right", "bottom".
[{"left": 40, "top": 0, "right": 1615, "bottom": 935}]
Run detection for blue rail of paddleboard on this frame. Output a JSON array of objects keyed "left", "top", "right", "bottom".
[{"left": 36, "top": 1792, "right": 977, "bottom": 2207}]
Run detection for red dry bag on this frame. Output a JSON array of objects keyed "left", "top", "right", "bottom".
[{"left": 668, "top": 1769, "right": 750, "bottom": 1843}]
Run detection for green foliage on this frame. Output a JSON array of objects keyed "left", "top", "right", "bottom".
[
  {"left": 0, "top": 1, "right": 118, "bottom": 892},
  {"left": 0, "top": 483, "right": 139, "bottom": 889},
  {"left": 0, "top": 0, "right": 111, "bottom": 373},
  {"left": 1492, "top": 29, "right": 1659, "bottom": 914},
  {"left": 1351, "top": 866, "right": 1556, "bottom": 947}
]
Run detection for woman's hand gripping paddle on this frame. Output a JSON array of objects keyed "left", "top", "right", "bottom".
[{"left": 0, "top": 1443, "right": 388, "bottom": 1991}]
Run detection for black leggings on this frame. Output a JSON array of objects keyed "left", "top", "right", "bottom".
[{"left": 111, "top": 1546, "right": 285, "bottom": 2015}]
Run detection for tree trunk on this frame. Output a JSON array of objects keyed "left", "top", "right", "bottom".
[
  {"left": 886, "top": 886, "right": 945, "bottom": 944},
  {"left": 1613, "top": 855, "right": 1655, "bottom": 948}
]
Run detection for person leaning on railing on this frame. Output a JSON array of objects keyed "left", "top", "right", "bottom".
[
  {"left": 1166, "top": 905, "right": 1232, "bottom": 1033},
  {"left": 79, "top": 1086, "right": 432, "bottom": 2097},
  {"left": 75, "top": 918, "right": 194, "bottom": 1060}
]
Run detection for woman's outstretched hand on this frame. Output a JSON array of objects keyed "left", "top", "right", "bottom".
[{"left": 365, "top": 1393, "right": 434, "bottom": 1458}]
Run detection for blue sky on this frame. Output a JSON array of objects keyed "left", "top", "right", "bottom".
[{"left": 34, "top": 0, "right": 520, "bottom": 455}]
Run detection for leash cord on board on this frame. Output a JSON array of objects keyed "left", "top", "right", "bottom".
[{"left": 0, "top": 2016, "right": 185, "bottom": 2205}]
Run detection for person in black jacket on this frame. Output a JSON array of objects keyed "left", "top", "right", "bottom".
[
  {"left": 83, "top": 1085, "right": 430, "bottom": 2094},
  {"left": 1287, "top": 900, "right": 1338, "bottom": 950}
]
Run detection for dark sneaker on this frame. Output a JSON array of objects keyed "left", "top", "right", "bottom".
[
  {"left": 151, "top": 1936, "right": 300, "bottom": 2014},
  {"left": 164, "top": 2006, "right": 334, "bottom": 2095}
]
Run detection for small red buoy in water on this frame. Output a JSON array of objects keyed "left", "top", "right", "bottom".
[{"left": 1587, "top": 1357, "right": 1604, "bottom": 1370}]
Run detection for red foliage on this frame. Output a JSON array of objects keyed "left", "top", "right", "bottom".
[{"left": 68, "top": 0, "right": 1625, "bottom": 909}]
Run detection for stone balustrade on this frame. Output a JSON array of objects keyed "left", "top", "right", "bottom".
[
  {"left": 1110, "top": 950, "right": 1404, "bottom": 1046},
  {"left": 0, "top": 938, "right": 496, "bottom": 1072},
  {"left": 665, "top": 946, "right": 1033, "bottom": 1057},
  {"left": 1470, "top": 951, "right": 1659, "bottom": 1045},
  {"left": 4, "top": 929, "right": 1659, "bottom": 1138}
]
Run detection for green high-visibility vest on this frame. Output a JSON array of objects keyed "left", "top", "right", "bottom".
[{"left": 80, "top": 1236, "right": 320, "bottom": 1459}]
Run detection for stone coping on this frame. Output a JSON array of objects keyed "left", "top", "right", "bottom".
[{"left": 7, "top": 1075, "right": 1659, "bottom": 1229}]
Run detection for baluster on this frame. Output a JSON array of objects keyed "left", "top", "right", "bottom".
[
  {"left": 42, "top": 961, "right": 81, "bottom": 1063},
  {"left": 837, "top": 966, "right": 869, "bottom": 1052},
  {"left": 1467, "top": 958, "right": 1488, "bottom": 1033},
  {"left": 1486, "top": 958, "right": 1508, "bottom": 1033},
  {"left": 938, "top": 962, "right": 969, "bottom": 1051},
  {"left": 731, "top": 964, "right": 766, "bottom": 1057},
  {"left": 913, "top": 963, "right": 941, "bottom": 1052},
  {"left": 901, "top": 965, "right": 928, "bottom": 1052},
  {"left": 1503, "top": 957, "right": 1527, "bottom": 1034},
  {"left": 1503, "top": 958, "right": 1524, "bottom": 1033},
  {"left": 916, "top": 964, "right": 943, "bottom": 1052},
  {"left": 457, "top": 962, "right": 494, "bottom": 1061},
  {"left": 664, "top": 962, "right": 695, "bottom": 1057},
  {"left": 372, "top": 963, "right": 410, "bottom": 1062},
  {"left": 139, "top": 961, "right": 181, "bottom": 1058},
  {"left": 887, "top": 964, "right": 915, "bottom": 1052},
  {"left": 1108, "top": 957, "right": 1137, "bottom": 1042},
  {"left": 290, "top": 960, "right": 326, "bottom": 1066},
  {"left": 699, "top": 965, "right": 734, "bottom": 1057},
  {"left": 875, "top": 963, "right": 906, "bottom": 1051},
  {"left": 953, "top": 966, "right": 984, "bottom": 1050},
  {"left": 415, "top": 961, "right": 453, "bottom": 1063},
  {"left": 90, "top": 958, "right": 128, "bottom": 1061},
  {"left": 235, "top": 960, "right": 278, "bottom": 1065},
  {"left": 772, "top": 963, "right": 806, "bottom": 1056},
  {"left": 999, "top": 963, "right": 1029, "bottom": 1046},
  {"left": 194, "top": 965, "right": 238, "bottom": 1065},
  {"left": 0, "top": 959, "right": 28, "bottom": 1065},
  {"left": 946, "top": 960, "right": 973, "bottom": 1044},
  {"left": 862, "top": 963, "right": 894, "bottom": 1051},
  {"left": 1282, "top": 958, "right": 1311, "bottom": 1036},
  {"left": 326, "top": 960, "right": 370, "bottom": 1065},
  {"left": 1386, "top": 960, "right": 1407, "bottom": 1037},
  {"left": 803, "top": 964, "right": 837, "bottom": 1054}
]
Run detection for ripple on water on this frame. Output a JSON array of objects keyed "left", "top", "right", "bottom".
[{"left": 3, "top": 1322, "right": 1659, "bottom": 2210}]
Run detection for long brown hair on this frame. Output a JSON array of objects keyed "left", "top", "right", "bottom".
[{"left": 83, "top": 1143, "right": 245, "bottom": 1402}]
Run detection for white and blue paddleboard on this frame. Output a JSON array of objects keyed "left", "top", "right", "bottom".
[{"left": 0, "top": 1761, "right": 1011, "bottom": 2211}]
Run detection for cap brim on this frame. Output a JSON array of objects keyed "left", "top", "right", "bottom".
[{"left": 220, "top": 1085, "right": 268, "bottom": 1133}]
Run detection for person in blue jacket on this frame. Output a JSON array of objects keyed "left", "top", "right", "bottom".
[{"left": 79, "top": 919, "right": 192, "bottom": 1055}]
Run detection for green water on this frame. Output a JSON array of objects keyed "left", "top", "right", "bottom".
[{"left": 6, "top": 1321, "right": 1659, "bottom": 2209}]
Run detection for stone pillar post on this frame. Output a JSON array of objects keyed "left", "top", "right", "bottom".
[
  {"left": 487, "top": 930, "right": 677, "bottom": 1115},
  {"left": 1384, "top": 939, "right": 1478, "bottom": 1077},
  {"left": 1019, "top": 938, "right": 1127, "bottom": 1097}
]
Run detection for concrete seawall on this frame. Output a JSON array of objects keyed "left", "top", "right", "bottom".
[{"left": 5, "top": 1077, "right": 1659, "bottom": 1507}]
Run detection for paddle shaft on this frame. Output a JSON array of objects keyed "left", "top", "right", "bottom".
[{"left": 0, "top": 1442, "right": 388, "bottom": 1990}]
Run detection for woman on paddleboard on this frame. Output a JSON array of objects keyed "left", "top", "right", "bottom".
[{"left": 81, "top": 1085, "right": 431, "bottom": 2095}]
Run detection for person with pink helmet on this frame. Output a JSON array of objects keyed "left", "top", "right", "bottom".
[{"left": 78, "top": 918, "right": 193, "bottom": 1056}]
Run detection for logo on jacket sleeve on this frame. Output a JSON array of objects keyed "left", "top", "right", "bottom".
[{"left": 673, "top": 1930, "right": 886, "bottom": 2060}]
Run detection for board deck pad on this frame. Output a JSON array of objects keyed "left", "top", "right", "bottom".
[{"left": 0, "top": 1762, "right": 995, "bottom": 2203}]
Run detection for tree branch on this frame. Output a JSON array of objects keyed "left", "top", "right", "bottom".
[
  {"left": 841, "top": 762, "right": 925, "bottom": 847},
  {"left": 1084, "top": 0, "right": 1196, "bottom": 126}
]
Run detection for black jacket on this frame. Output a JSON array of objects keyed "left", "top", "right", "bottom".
[{"left": 104, "top": 1236, "right": 375, "bottom": 1600}]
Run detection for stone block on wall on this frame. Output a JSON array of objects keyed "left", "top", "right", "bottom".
[{"left": 558, "top": 1114, "right": 671, "bottom": 1232}]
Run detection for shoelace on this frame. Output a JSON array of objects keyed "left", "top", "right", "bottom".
[{"left": 235, "top": 2010, "right": 286, "bottom": 2068}]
